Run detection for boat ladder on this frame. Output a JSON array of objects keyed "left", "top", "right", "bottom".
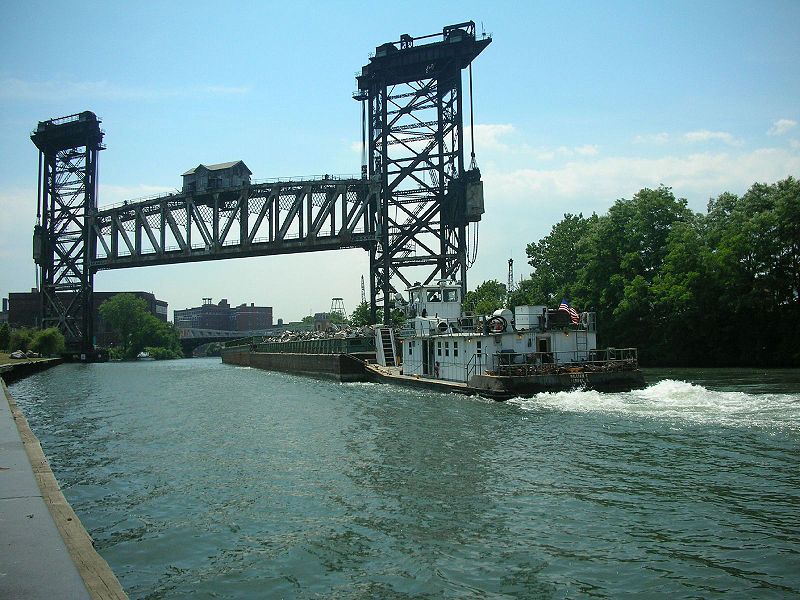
[
  {"left": 375, "top": 327, "right": 397, "bottom": 367},
  {"left": 576, "top": 329, "right": 589, "bottom": 356}
]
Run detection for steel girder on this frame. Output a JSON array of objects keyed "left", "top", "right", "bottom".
[
  {"left": 90, "top": 179, "right": 378, "bottom": 269},
  {"left": 355, "top": 22, "right": 491, "bottom": 323},
  {"left": 31, "top": 112, "right": 104, "bottom": 354}
]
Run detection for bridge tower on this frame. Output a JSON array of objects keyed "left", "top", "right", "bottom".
[
  {"left": 31, "top": 111, "right": 104, "bottom": 356},
  {"left": 354, "top": 22, "right": 491, "bottom": 323}
]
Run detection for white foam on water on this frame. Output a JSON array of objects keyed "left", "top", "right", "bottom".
[{"left": 509, "top": 379, "right": 800, "bottom": 431}]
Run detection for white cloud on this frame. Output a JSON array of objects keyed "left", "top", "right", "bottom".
[
  {"left": 683, "top": 130, "right": 741, "bottom": 146},
  {"left": 467, "top": 124, "right": 515, "bottom": 151},
  {"left": 768, "top": 119, "right": 797, "bottom": 136},
  {"left": 574, "top": 145, "right": 599, "bottom": 156},
  {"left": 468, "top": 146, "right": 800, "bottom": 284},
  {"left": 484, "top": 148, "right": 800, "bottom": 212},
  {"left": 633, "top": 132, "right": 671, "bottom": 145},
  {"left": 0, "top": 78, "right": 250, "bottom": 101}
]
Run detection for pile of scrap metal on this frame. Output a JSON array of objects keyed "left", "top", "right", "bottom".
[{"left": 262, "top": 325, "right": 375, "bottom": 344}]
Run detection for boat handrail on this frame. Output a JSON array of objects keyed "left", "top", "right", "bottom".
[
  {"left": 465, "top": 351, "right": 485, "bottom": 380},
  {"left": 488, "top": 348, "right": 638, "bottom": 376}
]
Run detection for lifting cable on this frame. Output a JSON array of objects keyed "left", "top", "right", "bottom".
[
  {"left": 361, "top": 100, "right": 367, "bottom": 175},
  {"left": 469, "top": 63, "right": 477, "bottom": 171}
]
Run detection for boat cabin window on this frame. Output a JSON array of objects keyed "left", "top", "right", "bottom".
[
  {"left": 454, "top": 341, "right": 459, "bottom": 357},
  {"left": 427, "top": 290, "right": 442, "bottom": 302},
  {"left": 444, "top": 289, "right": 459, "bottom": 302},
  {"left": 477, "top": 341, "right": 482, "bottom": 355}
]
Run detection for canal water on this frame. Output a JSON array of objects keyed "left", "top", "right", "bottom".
[{"left": 9, "top": 360, "right": 800, "bottom": 599}]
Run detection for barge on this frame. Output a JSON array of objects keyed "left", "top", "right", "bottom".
[{"left": 221, "top": 280, "right": 645, "bottom": 400}]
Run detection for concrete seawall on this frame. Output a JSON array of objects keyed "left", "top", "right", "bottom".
[
  {"left": 0, "top": 357, "right": 64, "bottom": 384},
  {"left": 1, "top": 362, "right": 128, "bottom": 599}
]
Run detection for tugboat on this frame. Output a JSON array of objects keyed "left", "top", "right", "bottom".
[
  {"left": 363, "top": 280, "right": 645, "bottom": 399},
  {"left": 221, "top": 280, "right": 645, "bottom": 400}
]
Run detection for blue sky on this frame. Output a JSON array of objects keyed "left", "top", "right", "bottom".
[{"left": 2, "top": 1, "right": 798, "bottom": 322}]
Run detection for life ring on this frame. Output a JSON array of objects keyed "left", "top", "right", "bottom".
[{"left": 487, "top": 315, "right": 507, "bottom": 333}]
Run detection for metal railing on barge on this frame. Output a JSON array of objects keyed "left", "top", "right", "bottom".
[{"left": 488, "top": 348, "right": 639, "bottom": 377}]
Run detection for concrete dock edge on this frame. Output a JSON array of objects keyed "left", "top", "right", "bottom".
[{"left": 1, "top": 375, "right": 128, "bottom": 599}]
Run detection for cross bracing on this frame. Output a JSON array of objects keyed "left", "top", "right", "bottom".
[{"left": 90, "top": 178, "right": 379, "bottom": 269}]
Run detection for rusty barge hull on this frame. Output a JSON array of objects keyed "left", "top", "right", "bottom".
[{"left": 221, "top": 347, "right": 369, "bottom": 382}]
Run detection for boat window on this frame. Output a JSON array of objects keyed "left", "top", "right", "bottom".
[
  {"left": 454, "top": 341, "right": 459, "bottom": 357},
  {"left": 437, "top": 341, "right": 442, "bottom": 356},
  {"left": 445, "top": 341, "right": 449, "bottom": 356},
  {"left": 444, "top": 289, "right": 458, "bottom": 302},
  {"left": 409, "top": 344, "right": 413, "bottom": 355},
  {"left": 477, "top": 341, "right": 482, "bottom": 355},
  {"left": 427, "top": 290, "right": 442, "bottom": 302}
]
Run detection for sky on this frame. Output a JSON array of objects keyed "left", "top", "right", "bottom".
[{"left": 1, "top": 1, "right": 799, "bottom": 323}]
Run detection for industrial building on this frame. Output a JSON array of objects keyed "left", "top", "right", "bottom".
[
  {"left": 174, "top": 298, "right": 273, "bottom": 332},
  {"left": 182, "top": 161, "right": 252, "bottom": 194}
]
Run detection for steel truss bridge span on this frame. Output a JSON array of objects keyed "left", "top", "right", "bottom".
[{"left": 91, "top": 178, "right": 379, "bottom": 270}]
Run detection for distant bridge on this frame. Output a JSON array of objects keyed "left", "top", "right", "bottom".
[{"left": 177, "top": 327, "right": 270, "bottom": 355}]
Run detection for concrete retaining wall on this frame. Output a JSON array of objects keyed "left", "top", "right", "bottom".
[{"left": 0, "top": 358, "right": 64, "bottom": 384}]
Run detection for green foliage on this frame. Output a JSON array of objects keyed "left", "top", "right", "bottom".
[
  {"left": 0, "top": 323, "right": 9, "bottom": 351},
  {"left": 99, "top": 293, "right": 182, "bottom": 360},
  {"left": 519, "top": 178, "right": 800, "bottom": 366},
  {"left": 349, "top": 301, "right": 405, "bottom": 327},
  {"left": 463, "top": 280, "right": 507, "bottom": 316},
  {"left": 350, "top": 301, "right": 371, "bottom": 326},
  {"left": 144, "top": 346, "right": 182, "bottom": 360},
  {"left": 9, "top": 328, "right": 36, "bottom": 352},
  {"left": 31, "top": 327, "right": 66, "bottom": 356}
]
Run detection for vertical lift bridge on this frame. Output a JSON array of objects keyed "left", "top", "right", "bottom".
[{"left": 30, "top": 22, "right": 491, "bottom": 356}]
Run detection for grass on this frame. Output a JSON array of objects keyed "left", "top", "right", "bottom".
[{"left": 0, "top": 352, "right": 53, "bottom": 366}]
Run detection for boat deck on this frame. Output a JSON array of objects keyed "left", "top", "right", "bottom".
[{"left": 363, "top": 363, "right": 478, "bottom": 396}]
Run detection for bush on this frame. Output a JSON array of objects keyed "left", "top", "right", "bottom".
[
  {"left": 31, "top": 327, "right": 66, "bottom": 356},
  {"left": 0, "top": 323, "right": 9, "bottom": 351},
  {"left": 9, "top": 328, "right": 36, "bottom": 352},
  {"left": 144, "top": 346, "right": 182, "bottom": 360}
]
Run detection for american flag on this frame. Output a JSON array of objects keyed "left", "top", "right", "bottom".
[{"left": 559, "top": 299, "right": 580, "bottom": 324}]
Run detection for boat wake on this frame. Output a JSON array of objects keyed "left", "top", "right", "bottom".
[{"left": 509, "top": 379, "right": 800, "bottom": 431}]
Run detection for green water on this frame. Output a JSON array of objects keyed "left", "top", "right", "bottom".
[{"left": 9, "top": 360, "right": 800, "bottom": 599}]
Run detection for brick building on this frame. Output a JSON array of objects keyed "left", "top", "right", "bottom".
[{"left": 174, "top": 298, "right": 273, "bottom": 332}]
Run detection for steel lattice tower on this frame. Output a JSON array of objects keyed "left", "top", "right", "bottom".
[
  {"left": 355, "top": 22, "right": 491, "bottom": 323},
  {"left": 31, "top": 111, "right": 104, "bottom": 356}
]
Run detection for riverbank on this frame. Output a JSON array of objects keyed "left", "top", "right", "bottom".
[{"left": 1, "top": 370, "right": 127, "bottom": 599}]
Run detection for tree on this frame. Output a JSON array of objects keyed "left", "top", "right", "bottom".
[
  {"left": 99, "top": 293, "right": 181, "bottom": 359},
  {"left": 350, "top": 301, "right": 371, "bottom": 326},
  {"left": 9, "top": 328, "right": 36, "bottom": 352},
  {"left": 31, "top": 328, "right": 65, "bottom": 356},
  {"left": 463, "top": 280, "right": 507, "bottom": 316},
  {"left": 523, "top": 213, "right": 597, "bottom": 306},
  {"left": 0, "top": 323, "right": 9, "bottom": 352}
]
